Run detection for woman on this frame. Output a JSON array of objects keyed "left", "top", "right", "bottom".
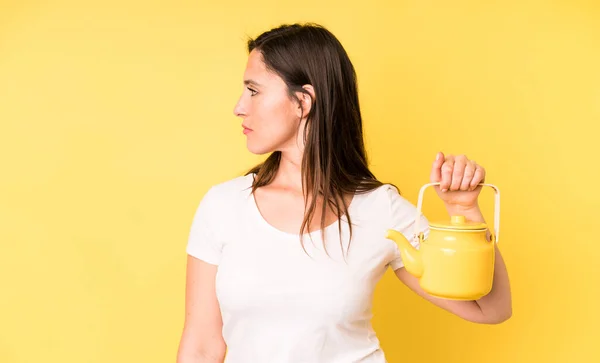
[{"left": 177, "top": 23, "right": 512, "bottom": 363}]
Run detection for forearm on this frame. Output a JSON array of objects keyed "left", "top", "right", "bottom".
[{"left": 445, "top": 203, "right": 513, "bottom": 323}]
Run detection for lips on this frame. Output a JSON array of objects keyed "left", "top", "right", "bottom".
[{"left": 242, "top": 125, "right": 253, "bottom": 135}]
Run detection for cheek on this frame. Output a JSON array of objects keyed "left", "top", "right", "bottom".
[
  {"left": 257, "top": 97, "right": 298, "bottom": 134},
  {"left": 247, "top": 101, "right": 299, "bottom": 153}
]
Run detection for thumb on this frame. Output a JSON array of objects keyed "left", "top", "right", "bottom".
[{"left": 430, "top": 152, "right": 444, "bottom": 183}]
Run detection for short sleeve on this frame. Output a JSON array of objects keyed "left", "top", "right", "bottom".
[
  {"left": 385, "top": 185, "right": 430, "bottom": 271},
  {"left": 186, "top": 187, "right": 223, "bottom": 265}
]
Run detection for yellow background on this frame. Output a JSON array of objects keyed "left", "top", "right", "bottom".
[{"left": 1, "top": 0, "right": 599, "bottom": 362}]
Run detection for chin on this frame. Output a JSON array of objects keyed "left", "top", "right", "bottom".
[{"left": 246, "top": 141, "right": 275, "bottom": 155}]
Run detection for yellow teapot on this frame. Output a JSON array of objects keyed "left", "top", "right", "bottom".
[{"left": 385, "top": 182, "right": 500, "bottom": 300}]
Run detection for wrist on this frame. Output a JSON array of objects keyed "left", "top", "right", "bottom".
[
  {"left": 444, "top": 202, "right": 480, "bottom": 213},
  {"left": 444, "top": 203, "right": 484, "bottom": 222}
]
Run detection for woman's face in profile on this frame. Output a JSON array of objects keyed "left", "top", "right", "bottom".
[{"left": 233, "top": 50, "right": 302, "bottom": 155}]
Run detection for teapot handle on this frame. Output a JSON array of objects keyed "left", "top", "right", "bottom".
[{"left": 414, "top": 182, "right": 500, "bottom": 243}]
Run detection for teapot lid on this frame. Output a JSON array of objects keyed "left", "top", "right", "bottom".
[{"left": 429, "top": 215, "right": 487, "bottom": 230}]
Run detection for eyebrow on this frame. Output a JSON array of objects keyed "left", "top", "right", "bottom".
[{"left": 244, "top": 79, "right": 262, "bottom": 87}]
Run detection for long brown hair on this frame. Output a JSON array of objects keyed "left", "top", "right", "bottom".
[{"left": 245, "top": 23, "right": 392, "bottom": 253}]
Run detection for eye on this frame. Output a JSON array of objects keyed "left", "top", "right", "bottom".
[{"left": 247, "top": 87, "right": 258, "bottom": 96}]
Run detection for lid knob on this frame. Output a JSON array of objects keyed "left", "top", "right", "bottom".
[{"left": 451, "top": 215, "right": 466, "bottom": 225}]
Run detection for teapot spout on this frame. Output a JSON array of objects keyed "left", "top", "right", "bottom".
[{"left": 385, "top": 230, "right": 424, "bottom": 278}]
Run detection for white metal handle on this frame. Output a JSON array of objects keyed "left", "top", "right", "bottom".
[{"left": 414, "top": 182, "right": 500, "bottom": 243}]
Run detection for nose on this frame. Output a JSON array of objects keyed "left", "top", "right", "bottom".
[{"left": 233, "top": 96, "right": 246, "bottom": 117}]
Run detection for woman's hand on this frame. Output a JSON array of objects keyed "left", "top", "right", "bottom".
[{"left": 430, "top": 152, "right": 486, "bottom": 209}]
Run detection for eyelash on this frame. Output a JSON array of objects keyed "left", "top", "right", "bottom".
[{"left": 247, "top": 87, "right": 258, "bottom": 96}]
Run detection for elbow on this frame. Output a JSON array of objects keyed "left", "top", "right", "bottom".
[
  {"left": 177, "top": 326, "right": 226, "bottom": 363},
  {"left": 177, "top": 339, "right": 226, "bottom": 363},
  {"left": 497, "top": 306, "right": 513, "bottom": 323},
  {"left": 177, "top": 350, "right": 226, "bottom": 363},
  {"left": 462, "top": 302, "right": 512, "bottom": 325},
  {"left": 481, "top": 306, "right": 513, "bottom": 325},
  {"left": 486, "top": 312, "right": 512, "bottom": 325},
  {"left": 471, "top": 292, "right": 513, "bottom": 325}
]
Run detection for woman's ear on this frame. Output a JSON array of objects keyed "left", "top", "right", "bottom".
[{"left": 296, "top": 84, "right": 315, "bottom": 119}]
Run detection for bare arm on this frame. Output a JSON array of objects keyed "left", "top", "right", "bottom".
[
  {"left": 395, "top": 204, "right": 512, "bottom": 324},
  {"left": 176, "top": 256, "right": 226, "bottom": 363}
]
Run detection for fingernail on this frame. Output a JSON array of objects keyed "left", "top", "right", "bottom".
[
  {"left": 441, "top": 188, "right": 448, "bottom": 192},
  {"left": 436, "top": 152, "right": 441, "bottom": 161}
]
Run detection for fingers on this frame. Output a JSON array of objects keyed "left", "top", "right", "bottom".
[
  {"left": 460, "top": 160, "right": 476, "bottom": 191},
  {"left": 450, "top": 155, "right": 467, "bottom": 191},
  {"left": 438, "top": 154, "right": 485, "bottom": 192},
  {"left": 470, "top": 162, "right": 486, "bottom": 190},
  {"left": 440, "top": 155, "right": 455, "bottom": 192},
  {"left": 430, "top": 152, "right": 445, "bottom": 183}
]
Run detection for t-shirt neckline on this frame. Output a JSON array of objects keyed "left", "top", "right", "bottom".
[{"left": 245, "top": 174, "right": 357, "bottom": 240}]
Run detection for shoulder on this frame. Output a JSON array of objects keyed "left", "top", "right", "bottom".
[
  {"left": 195, "top": 173, "right": 254, "bottom": 213},
  {"left": 353, "top": 183, "right": 422, "bottom": 229},
  {"left": 206, "top": 173, "right": 254, "bottom": 198},
  {"left": 355, "top": 183, "right": 413, "bottom": 212}
]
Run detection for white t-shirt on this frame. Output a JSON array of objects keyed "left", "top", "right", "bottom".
[{"left": 186, "top": 173, "right": 429, "bottom": 363}]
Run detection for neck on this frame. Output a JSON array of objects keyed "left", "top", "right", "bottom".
[
  {"left": 274, "top": 149, "right": 304, "bottom": 194},
  {"left": 271, "top": 120, "right": 308, "bottom": 194}
]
